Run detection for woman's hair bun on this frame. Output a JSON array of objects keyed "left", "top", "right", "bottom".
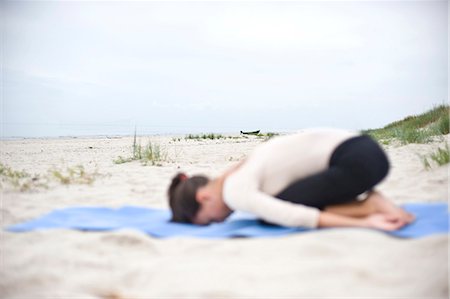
[{"left": 168, "top": 172, "right": 188, "bottom": 197}]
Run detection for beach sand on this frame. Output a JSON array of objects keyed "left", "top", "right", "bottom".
[{"left": 1, "top": 133, "right": 448, "bottom": 298}]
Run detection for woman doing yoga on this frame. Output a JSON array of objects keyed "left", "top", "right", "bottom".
[{"left": 168, "top": 128, "right": 415, "bottom": 231}]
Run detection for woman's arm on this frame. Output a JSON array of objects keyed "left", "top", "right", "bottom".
[
  {"left": 318, "top": 211, "right": 407, "bottom": 231},
  {"left": 223, "top": 163, "right": 407, "bottom": 231}
]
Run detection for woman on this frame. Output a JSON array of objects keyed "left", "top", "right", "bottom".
[{"left": 168, "top": 128, "right": 415, "bottom": 231}]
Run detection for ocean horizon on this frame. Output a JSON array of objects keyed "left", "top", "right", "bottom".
[{"left": 0, "top": 125, "right": 306, "bottom": 140}]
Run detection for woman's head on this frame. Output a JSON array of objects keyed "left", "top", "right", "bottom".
[
  {"left": 168, "top": 172, "right": 233, "bottom": 225},
  {"left": 168, "top": 172, "right": 209, "bottom": 223}
]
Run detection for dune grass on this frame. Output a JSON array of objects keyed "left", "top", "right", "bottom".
[
  {"left": 0, "top": 162, "right": 29, "bottom": 181},
  {"left": 256, "top": 132, "right": 280, "bottom": 140},
  {"left": 421, "top": 144, "right": 450, "bottom": 170},
  {"left": 185, "top": 133, "right": 226, "bottom": 140},
  {"left": 114, "top": 129, "right": 167, "bottom": 166},
  {"left": 140, "top": 142, "right": 167, "bottom": 166},
  {"left": 183, "top": 132, "right": 280, "bottom": 141},
  {"left": 50, "top": 165, "right": 99, "bottom": 185},
  {"left": 362, "top": 104, "right": 449, "bottom": 144},
  {"left": 0, "top": 162, "right": 100, "bottom": 191},
  {"left": 0, "top": 162, "right": 40, "bottom": 191}
]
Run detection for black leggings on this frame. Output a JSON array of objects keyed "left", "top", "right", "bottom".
[{"left": 275, "top": 135, "right": 389, "bottom": 210}]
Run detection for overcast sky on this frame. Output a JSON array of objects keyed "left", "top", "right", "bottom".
[{"left": 2, "top": 0, "right": 448, "bottom": 137}]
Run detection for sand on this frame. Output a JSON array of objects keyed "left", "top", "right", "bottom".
[{"left": 0, "top": 133, "right": 448, "bottom": 299}]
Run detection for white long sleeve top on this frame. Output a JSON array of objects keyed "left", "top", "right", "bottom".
[{"left": 222, "top": 128, "right": 359, "bottom": 228}]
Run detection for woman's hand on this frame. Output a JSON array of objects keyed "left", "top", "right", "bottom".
[
  {"left": 318, "top": 211, "right": 411, "bottom": 231},
  {"left": 363, "top": 213, "right": 408, "bottom": 231}
]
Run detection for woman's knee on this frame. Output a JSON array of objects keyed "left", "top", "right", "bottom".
[
  {"left": 343, "top": 149, "right": 390, "bottom": 192},
  {"left": 369, "top": 145, "right": 390, "bottom": 186}
]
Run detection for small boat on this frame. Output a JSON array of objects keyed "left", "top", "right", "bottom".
[{"left": 240, "top": 130, "right": 260, "bottom": 135}]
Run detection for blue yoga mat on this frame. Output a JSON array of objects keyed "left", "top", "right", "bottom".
[{"left": 7, "top": 203, "right": 449, "bottom": 238}]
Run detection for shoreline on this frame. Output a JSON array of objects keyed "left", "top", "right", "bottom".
[{"left": 0, "top": 132, "right": 272, "bottom": 141}]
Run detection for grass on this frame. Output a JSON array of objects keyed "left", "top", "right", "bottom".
[
  {"left": 421, "top": 144, "right": 450, "bottom": 170},
  {"left": 0, "top": 162, "right": 100, "bottom": 191},
  {"left": 141, "top": 141, "right": 167, "bottom": 166},
  {"left": 0, "top": 162, "right": 29, "bottom": 181},
  {"left": 183, "top": 132, "right": 280, "bottom": 141},
  {"left": 185, "top": 133, "right": 226, "bottom": 140},
  {"left": 0, "top": 162, "right": 42, "bottom": 191},
  {"left": 436, "top": 112, "right": 449, "bottom": 135},
  {"left": 256, "top": 132, "right": 280, "bottom": 140},
  {"left": 113, "top": 156, "right": 134, "bottom": 164},
  {"left": 362, "top": 104, "right": 449, "bottom": 144},
  {"left": 114, "top": 129, "right": 168, "bottom": 166},
  {"left": 50, "top": 165, "right": 98, "bottom": 185},
  {"left": 114, "top": 142, "right": 167, "bottom": 166}
]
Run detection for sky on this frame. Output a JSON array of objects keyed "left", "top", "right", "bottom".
[{"left": 1, "top": 0, "right": 448, "bottom": 137}]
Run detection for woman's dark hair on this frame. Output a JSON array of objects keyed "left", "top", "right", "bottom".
[{"left": 168, "top": 172, "right": 209, "bottom": 223}]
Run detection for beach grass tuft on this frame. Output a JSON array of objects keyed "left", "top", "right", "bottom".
[
  {"left": 183, "top": 132, "right": 279, "bottom": 141},
  {"left": 421, "top": 144, "right": 450, "bottom": 170},
  {"left": 0, "top": 162, "right": 100, "bottom": 191},
  {"left": 362, "top": 104, "right": 449, "bottom": 144},
  {"left": 0, "top": 162, "right": 42, "bottom": 191},
  {"left": 114, "top": 129, "right": 168, "bottom": 166},
  {"left": 185, "top": 133, "right": 225, "bottom": 140},
  {"left": 141, "top": 141, "right": 167, "bottom": 166},
  {"left": 0, "top": 162, "right": 29, "bottom": 181},
  {"left": 50, "top": 165, "right": 98, "bottom": 185},
  {"left": 436, "top": 112, "right": 449, "bottom": 135},
  {"left": 256, "top": 132, "right": 280, "bottom": 141}
]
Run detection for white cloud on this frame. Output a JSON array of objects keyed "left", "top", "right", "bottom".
[{"left": 205, "top": 4, "right": 363, "bottom": 52}]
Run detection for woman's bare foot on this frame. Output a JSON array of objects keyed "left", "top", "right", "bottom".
[{"left": 367, "top": 191, "right": 415, "bottom": 224}]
